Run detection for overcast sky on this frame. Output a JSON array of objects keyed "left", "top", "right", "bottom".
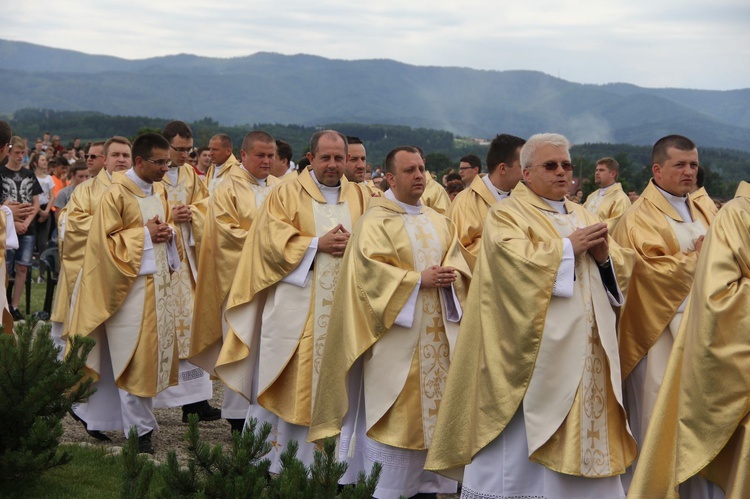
[{"left": 6, "top": 0, "right": 749, "bottom": 90}]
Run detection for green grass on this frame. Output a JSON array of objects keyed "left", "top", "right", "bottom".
[{"left": 0, "top": 445, "right": 123, "bottom": 498}]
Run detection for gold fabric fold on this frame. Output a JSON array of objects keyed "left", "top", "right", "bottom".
[
  {"left": 628, "top": 181, "right": 750, "bottom": 498},
  {"left": 583, "top": 182, "right": 631, "bottom": 232},
  {"left": 420, "top": 176, "right": 451, "bottom": 215},
  {"left": 612, "top": 179, "right": 713, "bottom": 379},
  {"left": 204, "top": 153, "right": 240, "bottom": 195},
  {"left": 447, "top": 174, "right": 499, "bottom": 271},
  {"left": 690, "top": 185, "right": 719, "bottom": 218},
  {"left": 424, "top": 181, "right": 634, "bottom": 479}
]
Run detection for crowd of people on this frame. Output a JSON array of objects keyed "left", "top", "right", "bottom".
[{"left": 0, "top": 119, "right": 746, "bottom": 498}]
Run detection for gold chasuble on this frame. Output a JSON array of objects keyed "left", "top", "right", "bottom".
[
  {"left": 690, "top": 185, "right": 719, "bottom": 218},
  {"left": 162, "top": 165, "right": 208, "bottom": 359},
  {"left": 220, "top": 169, "right": 368, "bottom": 425},
  {"left": 68, "top": 175, "right": 178, "bottom": 396},
  {"left": 424, "top": 182, "right": 636, "bottom": 480},
  {"left": 52, "top": 169, "right": 112, "bottom": 334},
  {"left": 204, "top": 153, "right": 240, "bottom": 195},
  {"left": 309, "top": 197, "right": 471, "bottom": 450},
  {"left": 188, "top": 167, "right": 278, "bottom": 373},
  {"left": 629, "top": 182, "right": 750, "bottom": 498},
  {"left": 420, "top": 176, "right": 451, "bottom": 215},
  {"left": 612, "top": 179, "right": 714, "bottom": 381},
  {"left": 583, "top": 182, "right": 631, "bottom": 232},
  {"left": 447, "top": 174, "right": 502, "bottom": 270}
]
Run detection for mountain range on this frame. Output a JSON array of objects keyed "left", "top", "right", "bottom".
[{"left": 1, "top": 39, "right": 749, "bottom": 152}]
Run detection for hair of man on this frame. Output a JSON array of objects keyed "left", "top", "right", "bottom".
[
  {"left": 385, "top": 145, "right": 421, "bottom": 175},
  {"left": 696, "top": 165, "right": 706, "bottom": 188},
  {"left": 460, "top": 154, "right": 482, "bottom": 172},
  {"left": 89, "top": 141, "right": 105, "bottom": 150},
  {"left": 69, "top": 161, "right": 89, "bottom": 176},
  {"left": 486, "top": 134, "right": 526, "bottom": 174},
  {"left": 346, "top": 135, "right": 364, "bottom": 145},
  {"left": 132, "top": 133, "right": 170, "bottom": 161},
  {"left": 651, "top": 134, "right": 697, "bottom": 165},
  {"left": 0, "top": 121, "right": 11, "bottom": 148},
  {"left": 446, "top": 179, "right": 465, "bottom": 196},
  {"left": 104, "top": 136, "right": 133, "bottom": 156},
  {"left": 445, "top": 172, "right": 462, "bottom": 183},
  {"left": 211, "top": 133, "right": 233, "bottom": 150},
  {"left": 54, "top": 156, "right": 69, "bottom": 168},
  {"left": 520, "top": 133, "right": 571, "bottom": 170},
  {"left": 9, "top": 136, "right": 26, "bottom": 151},
  {"left": 196, "top": 146, "right": 209, "bottom": 156},
  {"left": 242, "top": 131, "right": 275, "bottom": 152},
  {"left": 309, "top": 130, "right": 348, "bottom": 157},
  {"left": 276, "top": 140, "right": 293, "bottom": 162},
  {"left": 162, "top": 120, "right": 194, "bottom": 142}
]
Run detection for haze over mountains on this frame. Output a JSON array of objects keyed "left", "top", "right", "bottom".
[{"left": 2, "top": 39, "right": 749, "bottom": 152}]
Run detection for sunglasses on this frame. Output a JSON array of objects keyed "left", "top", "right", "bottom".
[
  {"left": 85, "top": 154, "right": 103, "bottom": 160},
  {"left": 538, "top": 161, "right": 574, "bottom": 171}
]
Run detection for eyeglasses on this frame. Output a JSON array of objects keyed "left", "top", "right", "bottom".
[
  {"left": 170, "top": 145, "right": 193, "bottom": 154},
  {"left": 144, "top": 158, "right": 171, "bottom": 167},
  {"left": 538, "top": 161, "right": 574, "bottom": 171},
  {"left": 85, "top": 154, "right": 103, "bottom": 160}
]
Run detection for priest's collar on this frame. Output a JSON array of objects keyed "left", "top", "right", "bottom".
[
  {"left": 541, "top": 197, "right": 568, "bottom": 214},
  {"left": 385, "top": 189, "right": 422, "bottom": 215},
  {"left": 482, "top": 175, "right": 510, "bottom": 201},
  {"left": 654, "top": 181, "right": 692, "bottom": 222},
  {"left": 125, "top": 168, "right": 153, "bottom": 196},
  {"left": 599, "top": 183, "right": 614, "bottom": 195},
  {"left": 240, "top": 164, "right": 266, "bottom": 186},
  {"left": 165, "top": 166, "right": 179, "bottom": 185},
  {"left": 309, "top": 170, "right": 341, "bottom": 205}
]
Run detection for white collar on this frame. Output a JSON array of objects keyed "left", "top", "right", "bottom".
[
  {"left": 310, "top": 170, "right": 341, "bottom": 204},
  {"left": 542, "top": 197, "right": 567, "bottom": 214},
  {"left": 483, "top": 175, "right": 510, "bottom": 201},
  {"left": 654, "top": 182, "right": 692, "bottom": 222},
  {"left": 125, "top": 168, "right": 153, "bottom": 196},
  {"left": 240, "top": 164, "right": 266, "bottom": 186},
  {"left": 385, "top": 189, "right": 423, "bottom": 215}
]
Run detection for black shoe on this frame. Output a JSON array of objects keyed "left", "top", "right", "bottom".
[
  {"left": 182, "top": 400, "right": 221, "bottom": 423},
  {"left": 68, "top": 409, "right": 112, "bottom": 442},
  {"left": 137, "top": 431, "right": 155, "bottom": 455},
  {"left": 10, "top": 307, "right": 23, "bottom": 321},
  {"left": 228, "top": 418, "right": 245, "bottom": 434}
]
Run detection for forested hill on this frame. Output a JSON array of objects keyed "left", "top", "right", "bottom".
[
  {"left": 7, "top": 109, "right": 748, "bottom": 199},
  {"left": 1, "top": 39, "right": 749, "bottom": 152}
]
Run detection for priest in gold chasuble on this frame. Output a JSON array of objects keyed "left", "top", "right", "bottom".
[
  {"left": 204, "top": 133, "right": 240, "bottom": 195},
  {"left": 309, "top": 146, "right": 470, "bottom": 499},
  {"left": 188, "top": 131, "right": 280, "bottom": 432},
  {"left": 425, "top": 134, "right": 636, "bottom": 498},
  {"left": 220, "top": 130, "right": 368, "bottom": 473},
  {"left": 448, "top": 134, "right": 526, "bottom": 270},
  {"left": 611, "top": 136, "right": 715, "bottom": 493},
  {"left": 628, "top": 183, "right": 750, "bottom": 499},
  {"left": 152, "top": 121, "right": 217, "bottom": 420},
  {"left": 68, "top": 134, "right": 180, "bottom": 449},
  {"left": 583, "top": 157, "right": 631, "bottom": 232},
  {"left": 420, "top": 175, "right": 451, "bottom": 215}
]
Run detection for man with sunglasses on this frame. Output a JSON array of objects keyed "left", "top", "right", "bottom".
[
  {"left": 85, "top": 142, "right": 106, "bottom": 177},
  {"left": 427, "top": 133, "right": 636, "bottom": 498},
  {"left": 68, "top": 132, "right": 180, "bottom": 454},
  {"left": 152, "top": 121, "right": 219, "bottom": 424}
]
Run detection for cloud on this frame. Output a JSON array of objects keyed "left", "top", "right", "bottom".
[{"left": 4, "top": 0, "right": 749, "bottom": 90}]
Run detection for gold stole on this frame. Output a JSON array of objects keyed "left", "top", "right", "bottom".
[
  {"left": 585, "top": 190, "right": 605, "bottom": 215},
  {"left": 163, "top": 175, "right": 196, "bottom": 359},
  {"left": 367, "top": 211, "right": 448, "bottom": 450},
  {"left": 528, "top": 210, "right": 632, "bottom": 477},
  {"left": 105, "top": 193, "right": 176, "bottom": 395},
  {"left": 258, "top": 199, "right": 352, "bottom": 426}
]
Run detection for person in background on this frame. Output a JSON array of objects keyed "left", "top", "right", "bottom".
[{"left": 31, "top": 153, "right": 55, "bottom": 282}]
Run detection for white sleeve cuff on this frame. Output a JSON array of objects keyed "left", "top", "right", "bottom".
[
  {"left": 441, "top": 283, "right": 463, "bottom": 322},
  {"left": 281, "top": 237, "right": 318, "bottom": 287},
  {"left": 166, "top": 228, "right": 180, "bottom": 272},
  {"left": 139, "top": 227, "right": 157, "bottom": 275},
  {"left": 3, "top": 206, "right": 18, "bottom": 250},
  {"left": 552, "top": 238, "right": 575, "bottom": 298},
  {"left": 394, "top": 279, "right": 420, "bottom": 328}
]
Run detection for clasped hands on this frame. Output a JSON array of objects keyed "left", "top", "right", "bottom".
[
  {"left": 146, "top": 216, "right": 173, "bottom": 244},
  {"left": 171, "top": 204, "right": 192, "bottom": 223},
  {"left": 569, "top": 222, "right": 609, "bottom": 264},
  {"left": 319, "top": 224, "right": 351, "bottom": 256},
  {"left": 421, "top": 265, "right": 456, "bottom": 289}
]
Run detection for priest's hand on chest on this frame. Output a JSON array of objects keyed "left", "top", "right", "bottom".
[
  {"left": 146, "top": 215, "right": 173, "bottom": 244},
  {"left": 569, "top": 223, "right": 609, "bottom": 264}
]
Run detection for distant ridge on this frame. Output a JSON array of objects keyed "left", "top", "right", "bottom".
[{"left": 1, "top": 39, "right": 749, "bottom": 151}]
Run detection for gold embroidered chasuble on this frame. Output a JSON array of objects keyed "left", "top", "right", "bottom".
[
  {"left": 67, "top": 175, "right": 178, "bottom": 396},
  {"left": 628, "top": 182, "right": 750, "bottom": 498},
  {"left": 308, "top": 197, "right": 471, "bottom": 450},
  {"left": 162, "top": 164, "right": 208, "bottom": 359},
  {"left": 447, "top": 174, "right": 501, "bottom": 271},
  {"left": 204, "top": 153, "right": 240, "bottom": 195},
  {"left": 188, "top": 167, "right": 278, "bottom": 372},
  {"left": 420, "top": 176, "right": 451, "bottom": 215},
  {"left": 612, "top": 179, "right": 714, "bottom": 380},
  {"left": 51, "top": 169, "right": 112, "bottom": 332},
  {"left": 582, "top": 182, "right": 631, "bottom": 232},
  {"left": 219, "top": 169, "right": 368, "bottom": 426},
  {"left": 690, "top": 185, "right": 719, "bottom": 218},
  {"left": 423, "top": 182, "right": 635, "bottom": 480}
]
